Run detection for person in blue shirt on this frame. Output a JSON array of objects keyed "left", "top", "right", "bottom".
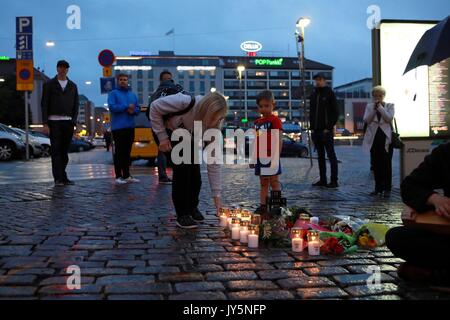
[{"left": 108, "top": 73, "right": 140, "bottom": 185}]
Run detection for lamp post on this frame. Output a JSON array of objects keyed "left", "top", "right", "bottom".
[
  {"left": 237, "top": 65, "right": 246, "bottom": 126},
  {"left": 295, "top": 17, "right": 313, "bottom": 167}
]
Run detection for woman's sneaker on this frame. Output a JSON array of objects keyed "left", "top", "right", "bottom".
[
  {"left": 191, "top": 209, "right": 205, "bottom": 223},
  {"left": 176, "top": 216, "right": 198, "bottom": 229},
  {"left": 125, "top": 176, "right": 140, "bottom": 183},
  {"left": 115, "top": 178, "right": 127, "bottom": 185}
]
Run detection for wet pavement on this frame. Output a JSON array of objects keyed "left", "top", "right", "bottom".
[{"left": 0, "top": 146, "right": 449, "bottom": 300}]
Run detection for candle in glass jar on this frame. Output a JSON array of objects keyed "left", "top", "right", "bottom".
[
  {"left": 240, "top": 221, "right": 249, "bottom": 243},
  {"left": 307, "top": 230, "right": 320, "bottom": 256},
  {"left": 291, "top": 227, "right": 304, "bottom": 253},
  {"left": 231, "top": 218, "right": 241, "bottom": 240},
  {"left": 219, "top": 215, "right": 228, "bottom": 227},
  {"left": 248, "top": 225, "right": 259, "bottom": 248},
  {"left": 251, "top": 214, "right": 261, "bottom": 226}
]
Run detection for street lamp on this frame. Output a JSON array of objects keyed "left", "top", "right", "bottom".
[
  {"left": 45, "top": 41, "right": 55, "bottom": 47},
  {"left": 295, "top": 16, "right": 313, "bottom": 166},
  {"left": 237, "top": 65, "right": 246, "bottom": 126},
  {"left": 210, "top": 87, "right": 217, "bottom": 93},
  {"left": 85, "top": 81, "right": 92, "bottom": 85}
]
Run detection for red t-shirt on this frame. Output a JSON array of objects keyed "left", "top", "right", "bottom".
[{"left": 254, "top": 114, "right": 283, "bottom": 158}]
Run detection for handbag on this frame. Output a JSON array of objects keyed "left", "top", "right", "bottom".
[{"left": 391, "top": 118, "right": 404, "bottom": 149}]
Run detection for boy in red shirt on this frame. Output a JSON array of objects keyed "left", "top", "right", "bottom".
[{"left": 251, "top": 90, "right": 283, "bottom": 214}]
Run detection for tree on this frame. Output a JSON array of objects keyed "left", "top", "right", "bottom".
[{"left": 0, "top": 74, "right": 32, "bottom": 127}]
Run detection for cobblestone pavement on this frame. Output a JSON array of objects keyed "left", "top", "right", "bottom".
[{"left": 0, "top": 146, "right": 449, "bottom": 300}]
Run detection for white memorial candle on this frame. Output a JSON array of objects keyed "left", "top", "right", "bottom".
[
  {"left": 240, "top": 229, "right": 249, "bottom": 243},
  {"left": 231, "top": 226, "right": 241, "bottom": 240},
  {"left": 219, "top": 215, "right": 228, "bottom": 227},
  {"left": 292, "top": 237, "right": 304, "bottom": 253},
  {"left": 310, "top": 217, "right": 319, "bottom": 225},
  {"left": 248, "top": 234, "right": 259, "bottom": 248},
  {"left": 308, "top": 240, "right": 320, "bottom": 256}
]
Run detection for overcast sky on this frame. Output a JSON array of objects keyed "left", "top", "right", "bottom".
[{"left": 1, "top": 0, "right": 449, "bottom": 105}]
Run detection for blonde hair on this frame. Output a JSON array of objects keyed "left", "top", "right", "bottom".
[
  {"left": 372, "top": 85, "right": 386, "bottom": 96},
  {"left": 195, "top": 92, "right": 228, "bottom": 129}
]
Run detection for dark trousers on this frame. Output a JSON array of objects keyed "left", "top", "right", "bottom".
[
  {"left": 157, "top": 151, "right": 168, "bottom": 179},
  {"left": 105, "top": 139, "right": 112, "bottom": 152},
  {"left": 386, "top": 226, "right": 450, "bottom": 269},
  {"left": 370, "top": 128, "right": 393, "bottom": 192},
  {"left": 112, "top": 128, "right": 134, "bottom": 179},
  {"left": 171, "top": 137, "right": 201, "bottom": 217},
  {"left": 48, "top": 120, "right": 74, "bottom": 182},
  {"left": 311, "top": 130, "right": 338, "bottom": 183}
]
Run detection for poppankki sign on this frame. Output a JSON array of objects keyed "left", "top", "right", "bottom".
[{"left": 254, "top": 58, "right": 284, "bottom": 66}]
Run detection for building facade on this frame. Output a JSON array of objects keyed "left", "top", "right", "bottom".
[
  {"left": 114, "top": 51, "right": 334, "bottom": 125},
  {"left": 334, "top": 78, "right": 373, "bottom": 134}
]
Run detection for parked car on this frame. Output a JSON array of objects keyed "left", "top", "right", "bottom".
[
  {"left": 0, "top": 130, "right": 26, "bottom": 161},
  {"left": 0, "top": 124, "right": 43, "bottom": 158},
  {"left": 91, "top": 136, "right": 106, "bottom": 148},
  {"left": 11, "top": 128, "right": 50, "bottom": 157},
  {"left": 69, "top": 137, "right": 95, "bottom": 153},
  {"left": 280, "top": 136, "right": 309, "bottom": 158}
]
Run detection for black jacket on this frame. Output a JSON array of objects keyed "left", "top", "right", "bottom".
[
  {"left": 41, "top": 77, "right": 79, "bottom": 124},
  {"left": 309, "top": 86, "right": 339, "bottom": 131},
  {"left": 401, "top": 142, "right": 450, "bottom": 212}
]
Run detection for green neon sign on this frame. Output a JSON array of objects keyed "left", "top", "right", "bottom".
[
  {"left": 254, "top": 58, "right": 284, "bottom": 66},
  {"left": 0, "top": 56, "right": 11, "bottom": 61},
  {"left": 241, "top": 118, "right": 248, "bottom": 123}
]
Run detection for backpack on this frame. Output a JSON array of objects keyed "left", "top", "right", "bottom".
[{"left": 146, "top": 80, "right": 192, "bottom": 120}]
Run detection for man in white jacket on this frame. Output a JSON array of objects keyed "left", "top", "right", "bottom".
[{"left": 150, "top": 92, "right": 227, "bottom": 229}]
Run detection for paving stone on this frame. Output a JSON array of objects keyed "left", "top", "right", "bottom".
[
  {"left": 346, "top": 264, "right": 398, "bottom": 274},
  {"left": 39, "top": 276, "right": 96, "bottom": 286},
  {"left": 41, "top": 294, "right": 103, "bottom": 300},
  {"left": 196, "top": 257, "right": 253, "bottom": 264},
  {"left": 254, "top": 256, "right": 295, "bottom": 263},
  {"left": 170, "top": 291, "right": 227, "bottom": 300},
  {"left": 158, "top": 273, "right": 204, "bottom": 282},
  {"left": 206, "top": 271, "right": 258, "bottom": 281},
  {"left": 373, "top": 257, "right": 405, "bottom": 264},
  {"left": 72, "top": 268, "right": 128, "bottom": 276},
  {"left": 277, "top": 277, "right": 336, "bottom": 289},
  {"left": 181, "top": 264, "right": 223, "bottom": 273},
  {"left": 318, "top": 258, "right": 376, "bottom": 267},
  {"left": 297, "top": 287, "right": 349, "bottom": 299},
  {"left": 0, "top": 275, "right": 37, "bottom": 285},
  {"left": 257, "top": 270, "right": 306, "bottom": 280},
  {"left": 96, "top": 275, "right": 155, "bottom": 285},
  {"left": 0, "top": 286, "right": 37, "bottom": 296},
  {"left": 1, "top": 261, "right": 49, "bottom": 269},
  {"left": 175, "top": 282, "right": 225, "bottom": 293},
  {"left": 106, "top": 260, "right": 146, "bottom": 268},
  {"left": 7, "top": 268, "right": 55, "bottom": 276},
  {"left": 39, "top": 285, "right": 103, "bottom": 295},
  {"left": 108, "top": 294, "right": 163, "bottom": 300},
  {"left": 0, "top": 246, "right": 33, "bottom": 257},
  {"left": 133, "top": 266, "right": 180, "bottom": 274},
  {"left": 274, "top": 262, "right": 318, "bottom": 269},
  {"left": 351, "top": 295, "right": 403, "bottom": 300},
  {"left": 333, "top": 273, "right": 396, "bottom": 286},
  {"left": 344, "top": 283, "right": 399, "bottom": 297},
  {"left": 224, "top": 263, "right": 275, "bottom": 271},
  {"left": 105, "top": 283, "right": 172, "bottom": 295},
  {"left": 303, "top": 267, "right": 350, "bottom": 276},
  {"left": 228, "top": 290, "right": 294, "bottom": 300},
  {"left": 226, "top": 280, "right": 279, "bottom": 291}
]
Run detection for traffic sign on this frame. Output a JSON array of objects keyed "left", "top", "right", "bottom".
[
  {"left": 16, "top": 60, "right": 34, "bottom": 92},
  {"left": 98, "top": 49, "right": 115, "bottom": 67},
  {"left": 100, "top": 77, "right": 116, "bottom": 94},
  {"left": 103, "top": 66, "right": 113, "bottom": 77},
  {"left": 16, "top": 17, "right": 33, "bottom": 61}
]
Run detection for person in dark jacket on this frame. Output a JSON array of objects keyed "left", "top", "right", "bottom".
[
  {"left": 386, "top": 142, "right": 450, "bottom": 286},
  {"left": 309, "top": 73, "right": 339, "bottom": 188},
  {"left": 41, "top": 60, "right": 79, "bottom": 187}
]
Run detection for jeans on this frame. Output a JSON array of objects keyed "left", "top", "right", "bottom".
[
  {"left": 112, "top": 128, "right": 134, "bottom": 179},
  {"left": 48, "top": 120, "right": 74, "bottom": 182},
  {"left": 370, "top": 128, "right": 393, "bottom": 192},
  {"left": 311, "top": 130, "right": 338, "bottom": 183}
]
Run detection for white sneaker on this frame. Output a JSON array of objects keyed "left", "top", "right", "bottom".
[
  {"left": 125, "top": 176, "right": 140, "bottom": 183},
  {"left": 115, "top": 178, "right": 127, "bottom": 185}
]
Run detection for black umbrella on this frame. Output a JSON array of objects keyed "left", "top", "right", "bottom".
[{"left": 404, "top": 15, "right": 450, "bottom": 75}]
